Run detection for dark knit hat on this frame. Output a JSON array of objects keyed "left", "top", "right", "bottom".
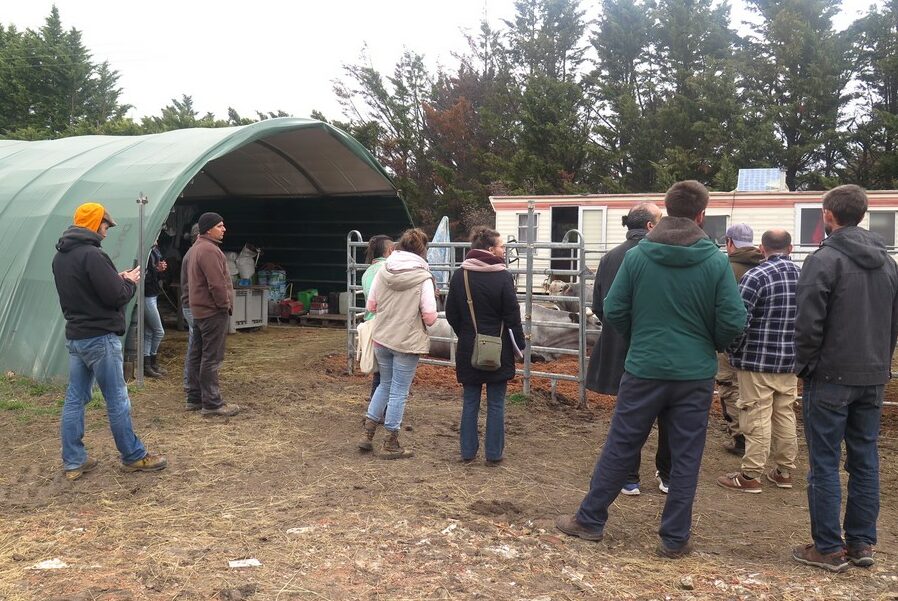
[{"left": 198, "top": 212, "right": 223, "bottom": 234}]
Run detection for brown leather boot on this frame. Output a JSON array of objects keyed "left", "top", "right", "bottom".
[
  {"left": 380, "top": 430, "right": 414, "bottom": 460},
  {"left": 358, "top": 418, "right": 379, "bottom": 451}
]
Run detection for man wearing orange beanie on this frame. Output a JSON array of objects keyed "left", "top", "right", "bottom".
[{"left": 52, "top": 202, "right": 168, "bottom": 480}]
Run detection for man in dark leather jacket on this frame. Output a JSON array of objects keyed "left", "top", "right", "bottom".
[{"left": 792, "top": 184, "right": 898, "bottom": 572}]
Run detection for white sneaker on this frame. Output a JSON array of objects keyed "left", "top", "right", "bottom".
[
  {"left": 655, "top": 471, "right": 669, "bottom": 494},
  {"left": 620, "top": 483, "right": 641, "bottom": 496}
]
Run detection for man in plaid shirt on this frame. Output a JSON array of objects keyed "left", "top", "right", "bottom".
[{"left": 717, "top": 229, "right": 800, "bottom": 493}]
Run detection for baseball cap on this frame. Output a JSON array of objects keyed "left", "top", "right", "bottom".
[{"left": 725, "top": 223, "right": 754, "bottom": 248}]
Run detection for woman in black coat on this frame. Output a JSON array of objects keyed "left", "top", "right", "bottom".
[{"left": 446, "top": 227, "right": 526, "bottom": 465}]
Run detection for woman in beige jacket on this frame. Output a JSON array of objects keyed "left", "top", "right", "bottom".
[{"left": 358, "top": 229, "right": 437, "bottom": 459}]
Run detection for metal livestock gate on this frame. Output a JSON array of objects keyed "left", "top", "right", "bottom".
[
  {"left": 346, "top": 202, "right": 599, "bottom": 407},
  {"left": 345, "top": 201, "right": 898, "bottom": 409}
]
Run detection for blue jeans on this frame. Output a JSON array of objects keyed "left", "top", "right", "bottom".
[
  {"left": 802, "top": 378, "right": 883, "bottom": 553},
  {"left": 576, "top": 373, "right": 714, "bottom": 549},
  {"left": 182, "top": 307, "right": 194, "bottom": 390},
  {"left": 460, "top": 382, "right": 507, "bottom": 461},
  {"left": 370, "top": 371, "right": 380, "bottom": 401},
  {"left": 366, "top": 346, "right": 419, "bottom": 431},
  {"left": 61, "top": 334, "right": 146, "bottom": 469},
  {"left": 143, "top": 295, "right": 165, "bottom": 356}
]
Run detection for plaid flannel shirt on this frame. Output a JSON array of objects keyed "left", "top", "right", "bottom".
[{"left": 727, "top": 255, "right": 800, "bottom": 373}]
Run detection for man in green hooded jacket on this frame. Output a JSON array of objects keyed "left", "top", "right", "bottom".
[{"left": 556, "top": 180, "right": 747, "bottom": 558}]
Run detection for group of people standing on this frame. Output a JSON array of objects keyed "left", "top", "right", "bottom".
[
  {"left": 53, "top": 206, "right": 241, "bottom": 481},
  {"left": 51, "top": 181, "right": 896, "bottom": 574},
  {"left": 560, "top": 182, "right": 897, "bottom": 573},
  {"left": 357, "top": 225, "right": 525, "bottom": 464}
]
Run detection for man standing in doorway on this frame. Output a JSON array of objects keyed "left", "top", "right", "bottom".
[
  {"left": 52, "top": 202, "right": 168, "bottom": 480},
  {"left": 186, "top": 212, "right": 239, "bottom": 417},
  {"left": 717, "top": 224, "right": 764, "bottom": 456},
  {"left": 584, "top": 202, "right": 670, "bottom": 496},
  {"left": 717, "top": 229, "right": 800, "bottom": 493},
  {"left": 792, "top": 185, "right": 898, "bottom": 572},
  {"left": 555, "top": 181, "right": 747, "bottom": 558}
]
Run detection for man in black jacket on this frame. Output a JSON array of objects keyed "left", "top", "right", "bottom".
[
  {"left": 792, "top": 185, "right": 898, "bottom": 572},
  {"left": 584, "top": 202, "right": 668, "bottom": 496},
  {"left": 52, "top": 202, "right": 167, "bottom": 480}
]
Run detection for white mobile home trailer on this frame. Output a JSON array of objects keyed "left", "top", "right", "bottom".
[{"left": 491, "top": 190, "right": 898, "bottom": 272}]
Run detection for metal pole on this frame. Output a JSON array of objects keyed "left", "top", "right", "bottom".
[
  {"left": 135, "top": 193, "right": 147, "bottom": 386},
  {"left": 523, "top": 200, "right": 535, "bottom": 397},
  {"left": 346, "top": 230, "right": 362, "bottom": 375},
  {"left": 575, "top": 230, "right": 587, "bottom": 408}
]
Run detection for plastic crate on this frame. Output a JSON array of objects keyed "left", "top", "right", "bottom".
[{"left": 230, "top": 287, "right": 269, "bottom": 331}]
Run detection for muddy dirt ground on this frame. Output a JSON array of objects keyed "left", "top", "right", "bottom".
[{"left": 1, "top": 325, "right": 897, "bottom": 600}]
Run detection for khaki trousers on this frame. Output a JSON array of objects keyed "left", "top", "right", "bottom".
[
  {"left": 735, "top": 370, "right": 798, "bottom": 479},
  {"left": 716, "top": 353, "right": 741, "bottom": 438}
]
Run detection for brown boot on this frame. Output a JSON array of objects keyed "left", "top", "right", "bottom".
[
  {"left": 358, "top": 418, "right": 379, "bottom": 451},
  {"left": 380, "top": 430, "right": 414, "bottom": 459}
]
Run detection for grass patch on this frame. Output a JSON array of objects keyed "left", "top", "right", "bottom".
[
  {"left": 0, "top": 374, "right": 105, "bottom": 418},
  {"left": 0, "top": 399, "right": 28, "bottom": 411},
  {"left": 88, "top": 390, "right": 104, "bottom": 409},
  {"left": 507, "top": 392, "right": 530, "bottom": 406},
  {"left": 26, "top": 381, "right": 53, "bottom": 396}
]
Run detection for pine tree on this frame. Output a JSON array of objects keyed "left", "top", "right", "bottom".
[{"left": 742, "top": 0, "right": 852, "bottom": 190}]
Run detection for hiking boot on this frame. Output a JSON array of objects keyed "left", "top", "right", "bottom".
[
  {"left": 143, "top": 358, "right": 162, "bottom": 378},
  {"left": 846, "top": 543, "right": 875, "bottom": 567},
  {"left": 554, "top": 515, "right": 604, "bottom": 542},
  {"left": 620, "top": 482, "right": 641, "bottom": 496},
  {"left": 150, "top": 355, "right": 167, "bottom": 375},
  {"left": 201, "top": 403, "right": 240, "bottom": 417},
  {"left": 765, "top": 468, "right": 793, "bottom": 489},
  {"left": 723, "top": 435, "right": 745, "bottom": 456},
  {"left": 358, "top": 418, "right": 379, "bottom": 451},
  {"left": 185, "top": 400, "right": 202, "bottom": 411},
  {"left": 485, "top": 458, "right": 504, "bottom": 467},
  {"left": 380, "top": 430, "right": 414, "bottom": 459},
  {"left": 122, "top": 453, "right": 168, "bottom": 473},
  {"left": 64, "top": 457, "right": 98, "bottom": 481},
  {"left": 717, "top": 472, "right": 762, "bottom": 493},
  {"left": 657, "top": 539, "right": 694, "bottom": 559},
  {"left": 656, "top": 470, "right": 669, "bottom": 494},
  {"left": 792, "top": 543, "right": 849, "bottom": 573}
]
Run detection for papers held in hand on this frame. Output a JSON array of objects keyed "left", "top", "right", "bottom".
[{"left": 508, "top": 328, "right": 524, "bottom": 358}]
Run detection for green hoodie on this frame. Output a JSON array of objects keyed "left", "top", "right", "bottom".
[{"left": 604, "top": 216, "right": 747, "bottom": 381}]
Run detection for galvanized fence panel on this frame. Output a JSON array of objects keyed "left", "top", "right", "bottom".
[{"left": 346, "top": 218, "right": 897, "bottom": 408}]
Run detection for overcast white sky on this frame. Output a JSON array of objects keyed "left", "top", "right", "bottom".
[{"left": 2, "top": 0, "right": 880, "bottom": 123}]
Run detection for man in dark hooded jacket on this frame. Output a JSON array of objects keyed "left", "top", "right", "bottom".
[
  {"left": 555, "top": 181, "right": 746, "bottom": 558},
  {"left": 52, "top": 202, "right": 167, "bottom": 480},
  {"left": 585, "top": 202, "right": 670, "bottom": 496},
  {"left": 792, "top": 184, "right": 898, "bottom": 573}
]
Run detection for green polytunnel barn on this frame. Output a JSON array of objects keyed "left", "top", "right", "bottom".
[{"left": 0, "top": 118, "right": 413, "bottom": 381}]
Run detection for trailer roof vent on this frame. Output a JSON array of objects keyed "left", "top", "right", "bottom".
[{"left": 736, "top": 168, "right": 787, "bottom": 192}]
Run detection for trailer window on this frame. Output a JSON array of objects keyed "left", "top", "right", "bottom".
[
  {"left": 870, "top": 212, "right": 896, "bottom": 248},
  {"left": 798, "top": 207, "right": 825, "bottom": 246},
  {"left": 703, "top": 215, "right": 728, "bottom": 245},
  {"left": 517, "top": 213, "right": 539, "bottom": 243}
]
